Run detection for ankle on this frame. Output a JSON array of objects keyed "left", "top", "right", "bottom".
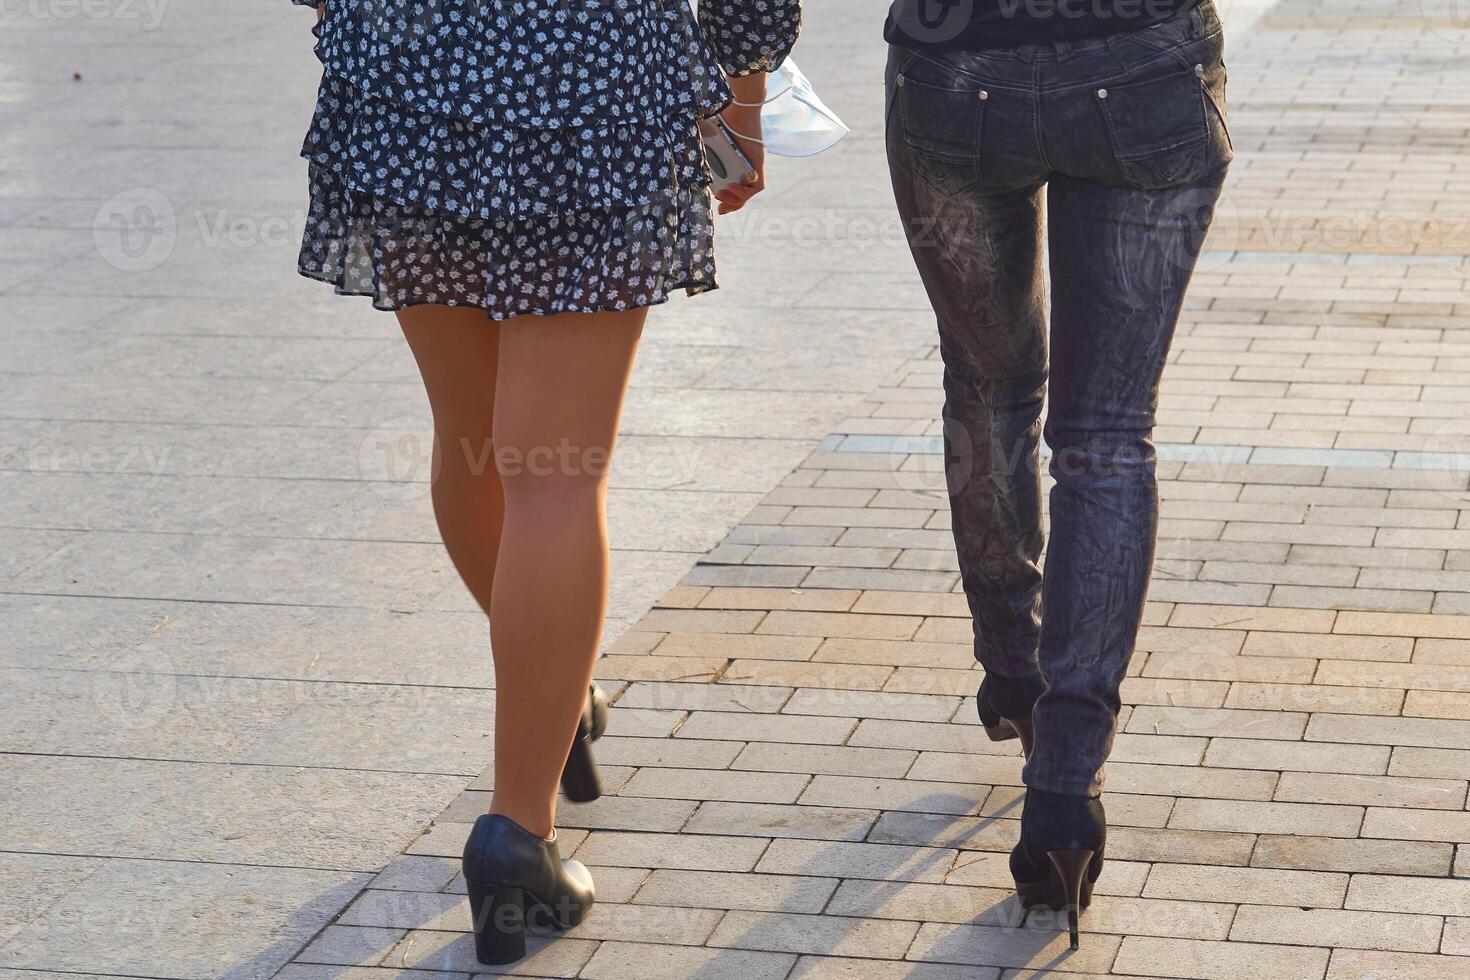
[{"left": 488, "top": 805, "right": 555, "bottom": 841}]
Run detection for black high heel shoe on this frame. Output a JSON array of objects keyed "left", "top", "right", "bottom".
[
  {"left": 561, "top": 683, "right": 609, "bottom": 803},
  {"left": 976, "top": 673, "right": 1042, "bottom": 758},
  {"left": 462, "top": 813, "right": 596, "bottom": 964},
  {"left": 1010, "top": 787, "right": 1106, "bottom": 950}
]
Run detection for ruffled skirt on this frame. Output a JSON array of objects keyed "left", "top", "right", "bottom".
[{"left": 296, "top": 1, "right": 731, "bottom": 319}]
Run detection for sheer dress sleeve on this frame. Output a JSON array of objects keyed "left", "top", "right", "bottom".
[{"left": 697, "top": 0, "right": 803, "bottom": 76}]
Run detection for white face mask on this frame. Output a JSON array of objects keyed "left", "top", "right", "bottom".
[{"left": 757, "top": 59, "right": 851, "bottom": 158}]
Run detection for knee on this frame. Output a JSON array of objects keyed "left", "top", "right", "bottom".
[
  {"left": 1045, "top": 423, "right": 1154, "bottom": 484},
  {"left": 495, "top": 441, "right": 611, "bottom": 507},
  {"left": 433, "top": 429, "right": 497, "bottom": 481}
]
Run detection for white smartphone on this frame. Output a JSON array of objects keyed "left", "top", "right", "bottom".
[{"left": 699, "top": 117, "right": 757, "bottom": 194}]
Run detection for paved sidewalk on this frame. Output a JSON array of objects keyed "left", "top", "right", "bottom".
[
  {"left": 3, "top": 0, "right": 1470, "bottom": 978},
  {"left": 277, "top": 1, "right": 1470, "bottom": 977}
]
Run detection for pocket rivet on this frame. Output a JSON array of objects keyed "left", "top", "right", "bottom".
[
  {"left": 896, "top": 74, "right": 906, "bottom": 87},
  {"left": 978, "top": 90, "right": 989, "bottom": 101},
  {"left": 1096, "top": 88, "right": 1108, "bottom": 99},
  {"left": 1194, "top": 63, "right": 1205, "bottom": 75}
]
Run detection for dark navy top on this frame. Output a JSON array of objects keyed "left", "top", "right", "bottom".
[{"left": 886, "top": 0, "right": 1198, "bottom": 51}]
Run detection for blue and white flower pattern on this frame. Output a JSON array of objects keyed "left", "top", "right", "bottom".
[{"left": 292, "top": 0, "right": 801, "bottom": 318}]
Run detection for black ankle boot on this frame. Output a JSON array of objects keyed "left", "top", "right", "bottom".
[
  {"left": 561, "top": 683, "right": 609, "bottom": 803},
  {"left": 462, "top": 813, "right": 596, "bottom": 964},
  {"left": 1010, "top": 787, "right": 1107, "bottom": 950},
  {"left": 976, "top": 673, "right": 1043, "bottom": 757}
]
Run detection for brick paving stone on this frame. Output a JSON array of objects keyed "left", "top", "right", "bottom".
[
  {"left": 1169, "top": 798, "right": 1363, "bottom": 837},
  {"left": 1252, "top": 835, "right": 1453, "bottom": 878},
  {"left": 790, "top": 956, "right": 996, "bottom": 979},
  {"left": 1091, "top": 828, "right": 1259, "bottom": 869},
  {"left": 1346, "top": 875, "right": 1470, "bottom": 917},
  {"left": 1144, "top": 864, "right": 1348, "bottom": 909},
  {"left": 756, "top": 838, "right": 958, "bottom": 884},
  {"left": 706, "top": 909, "right": 919, "bottom": 959},
  {"left": 1112, "top": 936, "right": 1330, "bottom": 980},
  {"left": 1326, "top": 949, "right": 1470, "bottom": 980},
  {"left": 1229, "top": 906, "right": 1443, "bottom": 953},
  {"left": 385, "top": 930, "right": 600, "bottom": 974},
  {"left": 572, "top": 832, "right": 769, "bottom": 873},
  {"left": 580, "top": 941, "right": 795, "bottom": 980},
  {"left": 798, "top": 774, "right": 985, "bottom": 814},
  {"left": 633, "top": 870, "right": 838, "bottom": 913},
  {"left": 293, "top": 926, "right": 403, "bottom": 966},
  {"left": 1275, "top": 772, "right": 1466, "bottom": 810},
  {"left": 907, "top": 924, "right": 1123, "bottom": 973},
  {"left": 733, "top": 741, "right": 916, "bottom": 778},
  {"left": 682, "top": 801, "right": 876, "bottom": 842},
  {"left": 618, "top": 767, "right": 812, "bottom": 805},
  {"left": 1204, "top": 737, "right": 1390, "bottom": 775},
  {"left": 674, "top": 710, "right": 856, "bottom": 745}
]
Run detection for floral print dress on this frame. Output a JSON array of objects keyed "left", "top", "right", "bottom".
[{"left": 291, "top": 1, "right": 801, "bottom": 318}]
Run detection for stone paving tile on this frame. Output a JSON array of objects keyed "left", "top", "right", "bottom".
[
  {"left": 580, "top": 941, "right": 794, "bottom": 980},
  {"left": 1112, "top": 936, "right": 1330, "bottom": 980}
]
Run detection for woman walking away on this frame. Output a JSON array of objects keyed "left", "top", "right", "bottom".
[
  {"left": 291, "top": 0, "right": 801, "bottom": 964},
  {"left": 886, "top": 0, "right": 1231, "bottom": 949}
]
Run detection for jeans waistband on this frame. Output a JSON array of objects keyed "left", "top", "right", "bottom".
[{"left": 959, "top": 0, "right": 1220, "bottom": 63}]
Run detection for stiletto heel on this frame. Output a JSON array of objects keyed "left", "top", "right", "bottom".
[
  {"left": 1011, "top": 788, "right": 1106, "bottom": 951},
  {"left": 466, "top": 880, "right": 527, "bottom": 964},
  {"left": 1047, "top": 848, "right": 1096, "bottom": 950},
  {"left": 561, "top": 684, "right": 609, "bottom": 803}
]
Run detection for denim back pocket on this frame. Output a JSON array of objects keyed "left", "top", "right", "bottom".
[
  {"left": 896, "top": 58, "right": 987, "bottom": 195},
  {"left": 1095, "top": 44, "right": 1232, "bottom": 189}
]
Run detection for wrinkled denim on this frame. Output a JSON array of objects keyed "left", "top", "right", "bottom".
[{"left": 885, "top": 2, "right": 1232, "bottom": 797}]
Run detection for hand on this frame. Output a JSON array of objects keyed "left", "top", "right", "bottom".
[
  {"left": 714, "top": 104, "right": 764, "bottom": 214},
  {"left": 714, "top": 75, "right": 768, "bottom": 215}
]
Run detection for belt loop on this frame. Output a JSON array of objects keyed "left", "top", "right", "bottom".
[{"left": 1054, "top": 40, "right": 1073, "bottom": 61}]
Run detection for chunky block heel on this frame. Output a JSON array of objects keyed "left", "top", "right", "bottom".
[
  {"left": 561, "top": 684, "right": 609, "bottom": 803},
  {"left": 461, "top": 813, "right": 596, "bottom": 966},
  {"left": 466, "top": 880, "right": 527, "bottom": 964},
  {"left": 1047, "top": 848, "right": 1096, "bottom": 950}
]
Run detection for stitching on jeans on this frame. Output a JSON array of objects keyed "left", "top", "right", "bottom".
[{"left": 1033, "top": 60, "right": 1053, "bottom": 174}]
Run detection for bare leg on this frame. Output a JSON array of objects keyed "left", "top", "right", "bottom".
[
  {"left": 488, "top": 308, "right": 645, "bottom": 838},
  {"left": 398, "top": 306, "right": 504, "bottom": 612}
]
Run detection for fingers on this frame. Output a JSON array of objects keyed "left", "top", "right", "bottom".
[{"left": 715, "top": 172, "right": 766, "bottom": 214}]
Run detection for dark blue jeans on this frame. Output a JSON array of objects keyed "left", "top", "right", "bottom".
[{"left": 885, "top": 2, "right": 1232, "bottom": 796}]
